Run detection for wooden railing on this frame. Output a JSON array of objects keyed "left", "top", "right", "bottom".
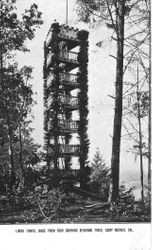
[
  {"left": 45, "top": 25, "right": 79, "bottom": 47},
  {"left": 47, "top": 95, "right": 78, "bottom": 109},
  {"left": 47, "top": 72, "right": 78, "bottom": 88},
  {"left": 46, "top": 51, "right": 52, "bottom": 66},
  {"left": 47, "top": 96, "right": 53, "bottom": 108},
  {"left": 46, "top": 50, "right": 78, "bottom": 66},
  {"left": 59, "top": 26, "right": 79, "bottom": 41},
  {"left": 46, "top": 72, "right": 54, "bottom": 86},
  {"left": 48, "top": 119, "right": 78, "bottom": 132},
  {"left": 59, "top": 144, "right": 80, "bottom": 154},
  {"left": 59, "top": 50, "right": 78, "bottom": 63},
  {"left": 46, "top": 36, "right": 51, "bottom": 47},
  {"left": 59, "top": 73, "right": 78, "bottom": 85},
  {"left": 48, "top": 144, "right": 80, "bottom": 155},
  {"left": 59, "top": 95, "right": 78, "bottom": 108},
  {"left": 58, "top": 119, "right": 78, "bottom": 131}
]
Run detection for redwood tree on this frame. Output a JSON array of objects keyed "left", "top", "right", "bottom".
[{"left": 76, "top": 0, "right": 126, "bottom": 201}]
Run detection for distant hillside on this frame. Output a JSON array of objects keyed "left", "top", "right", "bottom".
[{"left": 120, "top": 168, "right": 148, "bottom": 200}]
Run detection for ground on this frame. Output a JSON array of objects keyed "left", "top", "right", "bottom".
[{"left": 0, "top": 194, "right": 111, "bottom": 224}]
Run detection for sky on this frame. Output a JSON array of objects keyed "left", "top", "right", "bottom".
[{"left": 15, "top": 0, "right": 148, "bottom": 196}]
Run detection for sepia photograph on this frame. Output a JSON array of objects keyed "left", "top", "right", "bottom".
[{"left": 0, "top": 0, "right": 151, "bottom": 230}]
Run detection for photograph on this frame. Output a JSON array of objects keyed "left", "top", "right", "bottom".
[{"left": 0, "top": 0, "right": 151, "bottom": 227}]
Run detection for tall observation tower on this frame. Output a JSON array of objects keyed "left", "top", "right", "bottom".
[{"left": 43, "top": 21, "right": 89, "bottom": 188}]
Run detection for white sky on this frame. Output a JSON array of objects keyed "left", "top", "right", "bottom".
[{"left": 16, "top": 0, "right": 148, "bottom": 195}]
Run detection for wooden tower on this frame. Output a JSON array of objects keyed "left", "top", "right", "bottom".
[{"left": 43, "top": 21, "right": 89, "bottom": 188}]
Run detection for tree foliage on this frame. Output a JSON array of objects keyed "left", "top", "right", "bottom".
[
  {"left": 1, "top": 0, "right": 43, "bottom": 53},
  {"left": 77, "top": 29, "right": 89, "bottom": 174},
  {"left": 75, "top": 0, "right": 151, "bottom": 201},
  {"left": 0, "top": 0, "right": 43, "bottom": 191},
  {"left": 90, "top": 148, "right": 110, "bottom": 200},
  {"left": 111, "top": 185, "right": 151, "bottom": 222}
]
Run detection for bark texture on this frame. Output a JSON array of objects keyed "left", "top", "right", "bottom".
[{"left": 110, "top": 0, "right": 125, "bottom": 202}]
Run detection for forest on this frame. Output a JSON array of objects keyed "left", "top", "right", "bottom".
[{"left": 0, "top": 0, "right": 151, "bottom": 223}]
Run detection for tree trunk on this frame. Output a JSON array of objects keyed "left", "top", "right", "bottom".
[
  {"left": 0, "top": 2, "right": 3, "bottom": 91},
  {"left": 6, "top": 113, "right": 16, "bottom": 188},
  {"left": 0, "top": 42, "right": 3, "bottom": 91},
  {"left": 148, "top": 1, "right": 151, "bottom": 198},
  {"left": 136, "top": 64, "right": 144, "bottom": 203},
  {"left": 110, "top": 0, "right": 125, "bottom": 202},
  {"left": 18, "top": 122, "right": 25, "bottom": 189}
]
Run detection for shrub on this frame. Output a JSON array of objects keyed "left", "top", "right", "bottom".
[{"left": 111, "top": 185, "right": 151, "bottom": 222}]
